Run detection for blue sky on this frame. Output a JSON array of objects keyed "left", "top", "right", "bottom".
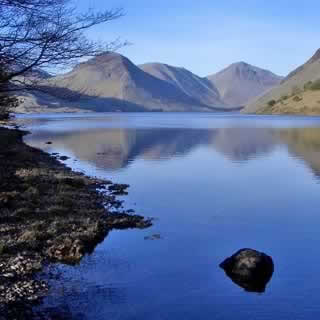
[{"left": 78, "top": 0, "right": 319, "bottom": 77}]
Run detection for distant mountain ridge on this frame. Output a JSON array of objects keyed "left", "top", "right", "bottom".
[
  {"left": 15, "top": 52, "right": 282, "bottom": 113},
  {"left": 207, "top": 62, "right": 283, "bottom": 107}
]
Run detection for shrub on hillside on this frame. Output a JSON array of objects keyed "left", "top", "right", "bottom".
[
  {"left": 304, "top": 81, "right": 313, "bottom": 90},
  {"left": 310, "top": 79, "right": 320, "bottom": 91},
  {"left": 293, "top": 96, "right": 303, "bottom": 102},
  {"left": 267, "top": 100, "right": 276, "bottom": 107}
]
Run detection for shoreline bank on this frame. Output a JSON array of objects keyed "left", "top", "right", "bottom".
[{"left": 0, "top": 126, "right": 152, "bottom": 318}]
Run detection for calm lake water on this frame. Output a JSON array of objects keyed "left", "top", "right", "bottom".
[{"left": 16, "top": 112, "right": 320, "bottom": 319}]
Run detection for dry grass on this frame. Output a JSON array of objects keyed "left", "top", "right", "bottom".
[{"left": 257, "top": 90, "right": 320, "bottom": 115}]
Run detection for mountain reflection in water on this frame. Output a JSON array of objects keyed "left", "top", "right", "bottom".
[{"left": 24, "top": 120, "right": 320, "bottom": 179}]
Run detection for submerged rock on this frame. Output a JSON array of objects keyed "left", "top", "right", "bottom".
[
  {"left": 220, "top": 248, "right": 274, "bottom": 293},
  {"left": 59, "top": 155, "right": 70, "bottom": 161},
  {"left": 144, "top": 234, "right": 161, "bottom": 240}
]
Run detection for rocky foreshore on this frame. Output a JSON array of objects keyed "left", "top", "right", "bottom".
[{"left": 0, "top": 126, "right": 152, "bottom": 317}]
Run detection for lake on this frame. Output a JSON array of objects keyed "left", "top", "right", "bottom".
[{"left": 16, "top": 112, "right": 320, "bottom": 319}]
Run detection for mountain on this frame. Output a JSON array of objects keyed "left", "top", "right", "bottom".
[
  {"left": 207, "top": 62, "right": 283, "bottom": 107},
  {"left": 27, "top": 53, "right": 230, "bottom": 113},
  {"left": 243, "top": 49, "right": 320, "bottom": 114},
  {"left": 139, "top": 62, "right": 226, "bottom": 108}
]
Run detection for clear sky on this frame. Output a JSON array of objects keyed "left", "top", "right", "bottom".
[{"left": 78, "top": 0, "right": 319, "bottom": 77}]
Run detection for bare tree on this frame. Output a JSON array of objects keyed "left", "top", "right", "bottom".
[
  {"left": 0, "top": 0, "right": 125, "bottom": 118},
  {"left": 0, "top": 0, "right": 124, "bottom": 88}
]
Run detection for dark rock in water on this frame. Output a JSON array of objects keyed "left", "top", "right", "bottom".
[
  {"left": 45, "top": 141, "right": 52, "bottom": 144},
  {"left": 219, "top": 248, "right": 274, "bottom": 293},
  {"left": 144, "top": 233, "right": 161, "bottom": 240},
  {"left": 59, "top": 156, "right": 70, "bottom": 161},
  {"left": 108, "top": 183, "right": 130, "bottom": 195}
]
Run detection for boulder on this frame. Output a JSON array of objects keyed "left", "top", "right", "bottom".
[{"left": 220, "top": 248, "right": 274, "bottom": 293}]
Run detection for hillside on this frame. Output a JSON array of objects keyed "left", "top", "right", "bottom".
[
  {"left": 139, "top": 62, "right": 226, "bottom": 108},
  {"left": 243, "top": 49, "right": 320, "bottom": 114},
  {"left": 207, "top": 62, "right": 283, "bottom": 107},
  {"left": 254, "top": 87, "right": 320, "bottom": 115}
]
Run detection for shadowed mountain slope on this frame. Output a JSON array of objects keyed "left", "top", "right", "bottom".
[{"left": 139, "top": 62, "right": 226, "bottom": 108}]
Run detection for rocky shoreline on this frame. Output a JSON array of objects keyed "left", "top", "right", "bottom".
[{"left": 0, "top": 126, "right": 152, "bottom": 318}]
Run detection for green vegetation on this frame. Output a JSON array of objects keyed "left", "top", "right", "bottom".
[
  {"left": 310, "top": 79, "right": 320, "bottom": 91},
  {"left": 263, "top": 80, "right": 320, "bottom": 115},
  {"left": 268, "top": 99, "right": 276, "bottom": 107},
  {"left": 304, "top": 81, "right": 313, "bottom": 90},
  {"left": 303, "top": 79, "right": 320, "bottom": 91}
]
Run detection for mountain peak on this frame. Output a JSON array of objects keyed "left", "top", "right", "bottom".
[
  {"left": 232, "top": 61, "right": 250, "bottom": 67},
  {"left": 227, "top": 62, "right": 275, "bottom": 75},
  {"left": 76, "top": 52, "right": 131, "bottom": 70},
  {"left": 207, "top": 62, "right": 282, "bottom": 107}
]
